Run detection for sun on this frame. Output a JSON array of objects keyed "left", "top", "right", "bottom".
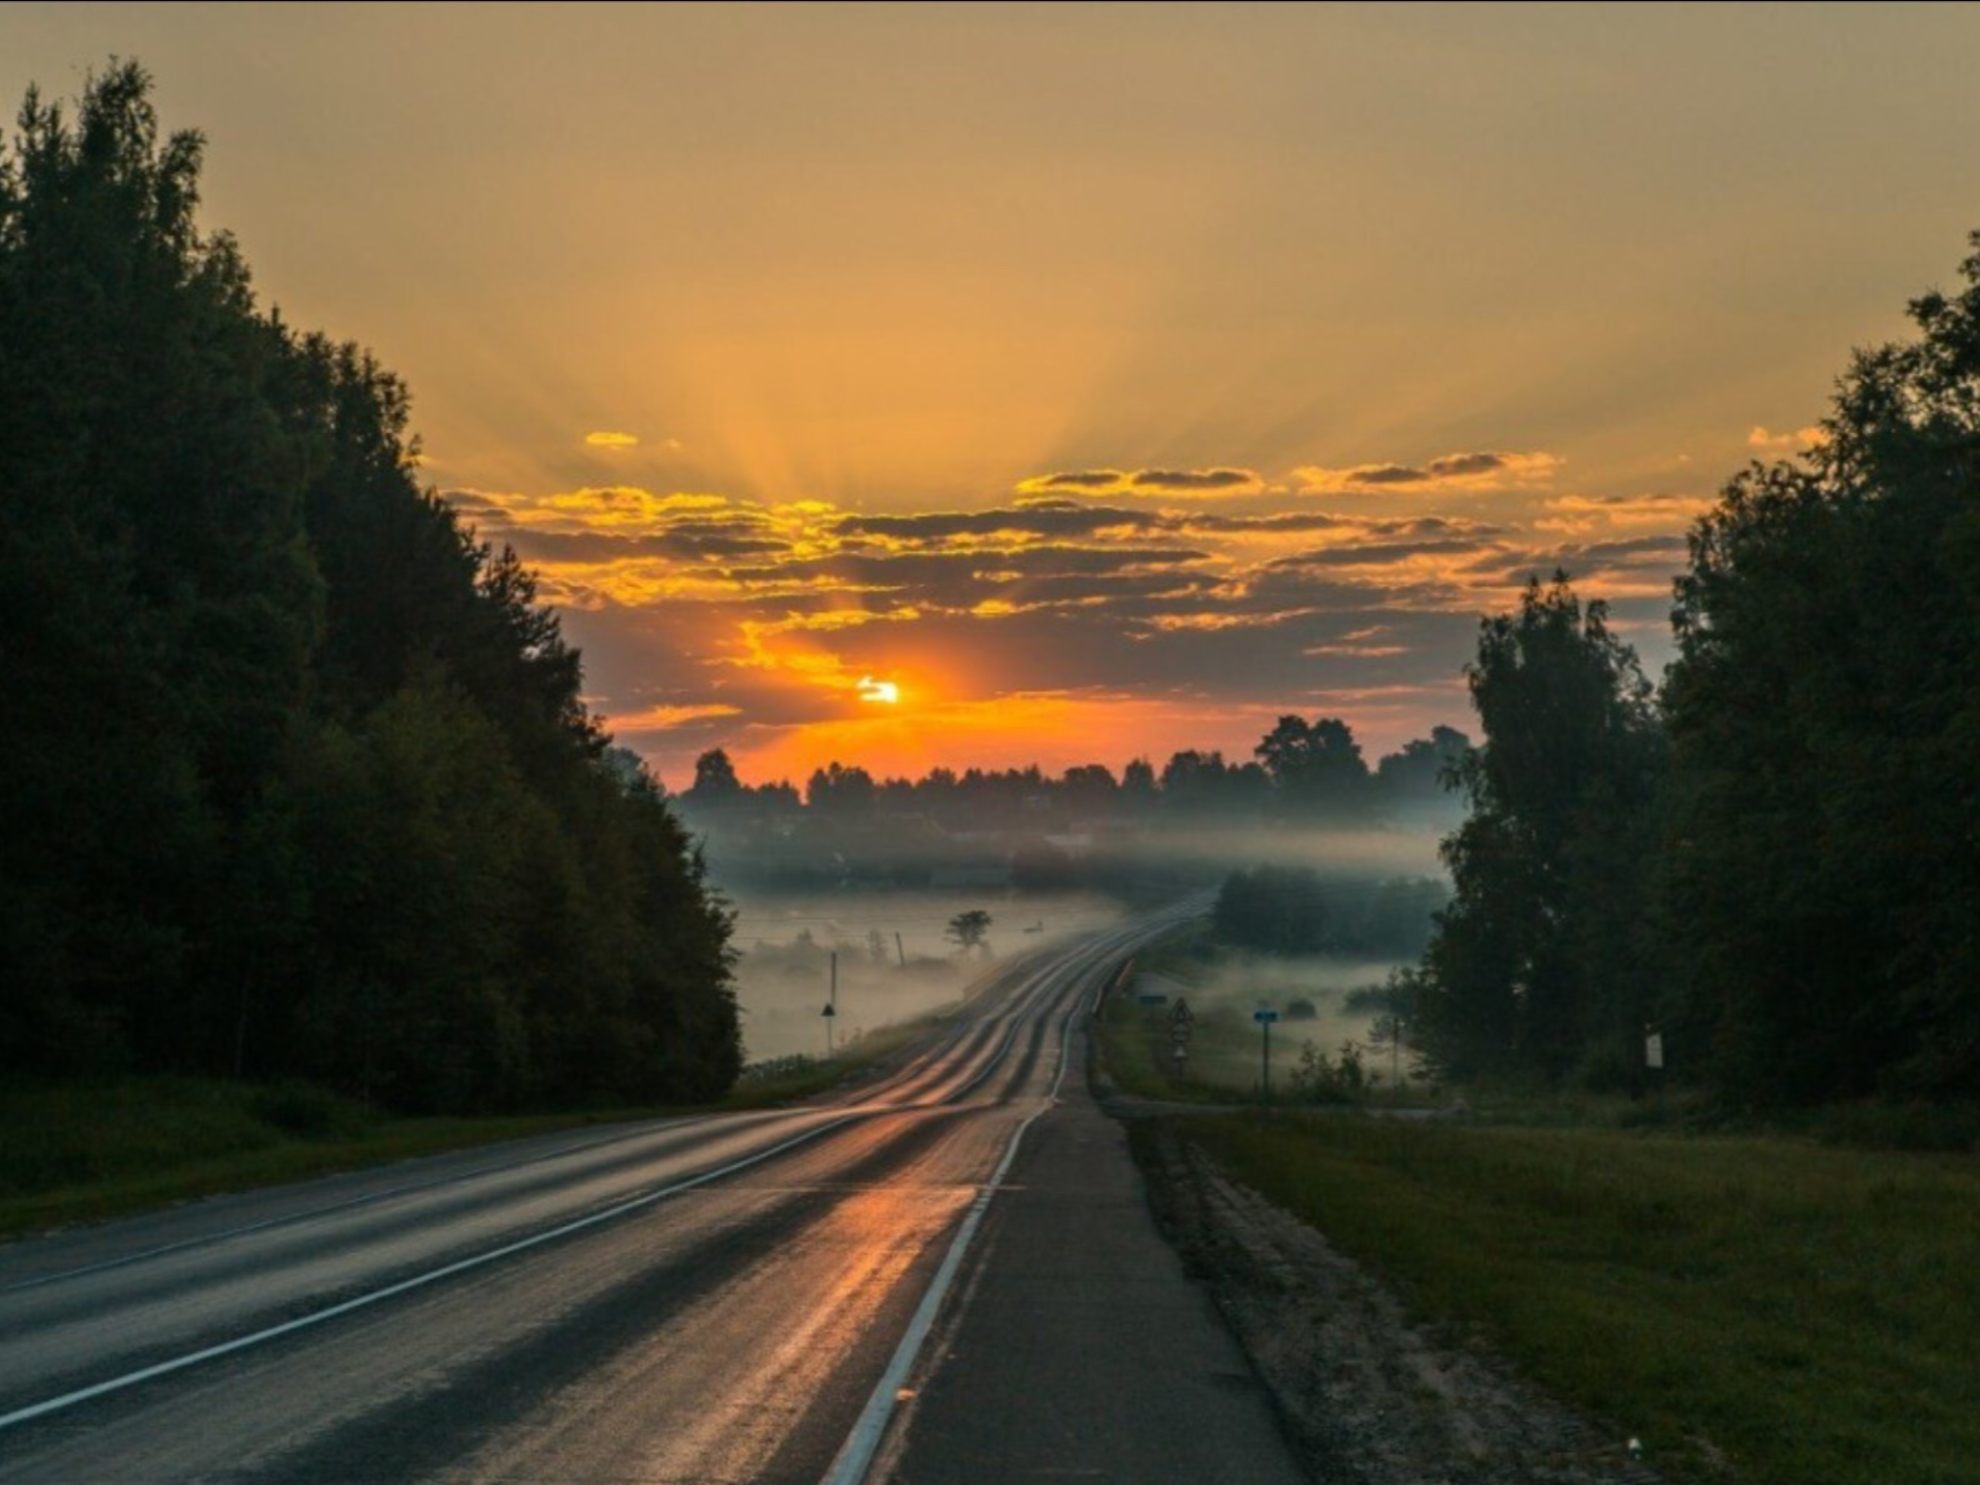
[{"left": 856, "top": 675, "right": 900, "bottom": 705}]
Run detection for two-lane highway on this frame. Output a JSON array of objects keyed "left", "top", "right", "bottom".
[{"left": 0, "top": 903, "right": 1202, "bottom": 1485}]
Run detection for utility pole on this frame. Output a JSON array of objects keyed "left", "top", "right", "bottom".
[{"left": 823, "top": 950, "right": 839, "bottom": 1056}]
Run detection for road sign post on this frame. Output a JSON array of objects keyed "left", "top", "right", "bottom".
[
  {"left": 1253, "top": 1007, "right": 1279, "bottom": 1104},
  {"left": 822, "top": 1001, "right": 837, "bottom": 1056},
  {"left": 1168, "top": 997, "right": 1195, "bottom": 1079}
]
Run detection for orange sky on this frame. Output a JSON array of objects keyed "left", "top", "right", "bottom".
[{"left": 9, "top": 3, "right": 1980, "bottom": 785}]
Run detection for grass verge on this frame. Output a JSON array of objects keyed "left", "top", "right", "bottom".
[
  {"left": 1173, "top": 1112, "right": 1980, "bottom": 1485},
  {"left": 0, "top": 1014, "right": 939, "bottom": 1242}
]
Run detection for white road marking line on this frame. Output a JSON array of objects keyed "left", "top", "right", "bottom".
[
  {"left": 0, "top": 1114, "right": 730, "bottom": 1295},
  {"left": 0, "top": 1114, "right": 859, "bottom": 1432},
  {"left": 818, "top": 971, "right": 1089, "bottom": 1485},
  {"left": 0, "top": 941, "right": 1094, "bottom": 1432},
  {"left": 2, "top": 910, "right": 1198, "bottom": 1447}
]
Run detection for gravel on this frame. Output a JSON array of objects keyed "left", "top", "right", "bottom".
[{"left": 1135, "top": 1123, "right": 1671, "bottom": 1485}]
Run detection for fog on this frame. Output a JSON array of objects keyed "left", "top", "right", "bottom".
[
  {"left": 724, "top": 887, "right": 1125, "bottom": 1062},
  {"left": 704, "top": 813, "right": 1453, "bottom": 1066},
  {"left": 1181, "top": 952, "right": 1401, "bottom": 1039},
  {"left": 1130, "top": 824, "right": 1448, "bottom": 883}
]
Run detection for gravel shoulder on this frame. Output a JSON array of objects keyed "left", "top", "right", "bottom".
[{"left": 1131, "top": 1120, "right": 1670, "bottom": 1485}]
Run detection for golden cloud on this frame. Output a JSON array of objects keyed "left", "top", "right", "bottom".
[
  {"left": 443, "top": 478, "right": 1691, "bottom": 782},
  {"left": 585, "top": 430, "right": 640, "bottom": 449},
  {"left": 1291, "top": 450, "right": 1563, "bottom": 495},
  {"left": 1534, "top": 493, "right": 1717, "bottom": 535},
  {"left": 606, "top": 702, "right": 743, "bottom": 730},
  {"left": 1015, "top": 467, "right": 1264, "bottom": 498}
]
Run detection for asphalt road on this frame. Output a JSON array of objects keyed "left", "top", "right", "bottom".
[{"left": 0, "top": 902, "right": 1284, "bottom": 1485}]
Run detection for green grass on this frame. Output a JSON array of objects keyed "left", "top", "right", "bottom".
[
  {"left": 1099, "top": 982, "right": 1423, "bottom": 1108},
  {"left": 1099, "top": 989, "right": 1270, "bottom": 1101},
  {"left": 0, "top": 1015, "right": 946, "bottom": 1241},
  {"left": 0, "top": 1078, "right": 636, "bottom": 1240},
  {"left": 1169, "top": 1112, "right": 1980, "bottom": 1485},
  {"left": 724, "top": 1017, "right": 940, "bottom": 1107}
]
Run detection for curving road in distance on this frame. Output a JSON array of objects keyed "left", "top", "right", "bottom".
[{"left": 0, "top": 901, "right": 1211, "bottom": 1485}]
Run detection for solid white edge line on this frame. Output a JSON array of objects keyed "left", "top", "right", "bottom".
[
  {"left": 4, "top": 906, "right": 1201, "bottom": 1444},
  {"left": 6, "top": 939, "right": 1075, "bottom": 1298},
  {"left": 0, "top": 1112, "right": 741, "bottom": 1296},
  {"left": 0, "top": 1113, "right": 861, "bottom": 1432},
  {"left": 816, "top": 982, "right": 1088, "bottom": 1485}
]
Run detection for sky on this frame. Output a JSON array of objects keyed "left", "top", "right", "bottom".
[{"left": 9, "top": 2, "right": 1980, "bottom": 787}]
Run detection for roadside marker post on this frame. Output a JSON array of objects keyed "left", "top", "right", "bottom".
[
  {"left": 1168, "top": 996, "right": 1194, "bottom": 1079},
  {"left": 1253, "top": 1007, "right": 1279, "bottom": 1104}
]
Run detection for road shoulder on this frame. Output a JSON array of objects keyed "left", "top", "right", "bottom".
[{"left": 878, "top": 1020, "right": 1309, "bottom": 1485}]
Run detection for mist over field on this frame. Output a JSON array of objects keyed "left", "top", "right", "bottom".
[
  {"left": 714, "top": 813, "right": 1455, "bottom": 1064},
  {"left": 724, "top": 888, "right": 1126, "bottom": 1061},
  {"left": 1147, "top": 826, "right": 1447, "bottom": 883}
]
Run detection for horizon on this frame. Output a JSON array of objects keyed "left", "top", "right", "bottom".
[{"left": 8, "top": 3, "right": 1979, "bottom": 784}]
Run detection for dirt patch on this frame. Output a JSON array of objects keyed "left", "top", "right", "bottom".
[{"left": 1135, "top": 1123, "right": 1668, "bottom": 1485}]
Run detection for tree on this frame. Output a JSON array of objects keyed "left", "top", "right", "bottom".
[
  {"left": 0, "top": 64, "right": 741, "bottom": 1108},
  {"left": 945, "top": 909, "right": 993, "bottom": 958},
  {"left": 681, "top": 747, "right": 745, "bottom": 819},
  {"left": 806, "top": 761, "right": 876, "bottom": 812},
  {"left": 692, "top": 748, "right": 741, "bottom": 795},
  {"left": 1211, "top": 865, "right": 1329, "bottom": 954},
  {"left": 1254, "top": 716, "right": 1377, "bottom": 821},
  {"left": 1663, "top": 232, "right": 1980, "bottom": 1103},
  {"left": 1376, "top": 726, "right": 1471, "bottom": 816},
  {"left": 1121, "top": 757, "right": 1158, "bottom": 809},
  {"left": 1414, "top": 573, "right": 1666, "bottom": 1083},
  {"left": 1060, "top": 763, "right": 1119, "bottom": 813},
  {"left": 1158, "top": 749, "right": 1234, "bottom": 815}
]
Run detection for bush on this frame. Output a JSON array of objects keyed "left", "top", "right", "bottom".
[
  {"left": 248, "top": 1080, "right": 374, "bottom": 1139},
  {"left": 1288, "top": 1039, "right": 1367, "bottom": 1103},
  {"left": 1212, "top": 865, "right": 1329, "bottom": 954}
]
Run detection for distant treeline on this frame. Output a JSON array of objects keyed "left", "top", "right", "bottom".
[
  {"left": 1, "top": 66, "right": 739, "bottom": 1111},
  {"left": 1404, "top": 236, "right": 1980, "bottom": 1107},
  {"left": 1211, "top": 865, "right": 1447, "bottom": 961},
  {"left": 673, "top": 719, "right": 1471, "bottom": 888},
  {"left": 683, "top": 719, "right": 1468, "bottom": 828}
]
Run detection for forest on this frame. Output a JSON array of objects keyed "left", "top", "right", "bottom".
[
  {"left": 9, "top": 64, "right": 1976, "bottom": 1120},
  {"left": 671, "top": 717, "right": 1469, "bottom": 893},
  {"left": 0, "top": 66, "right": 740, "bottom": 1113},
  {"left": 1407, "top": 239, "right": 1980, "bottom": 1106}
]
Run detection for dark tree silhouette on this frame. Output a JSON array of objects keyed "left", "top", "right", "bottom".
[
  {"left": 945, "top": 910, "right": 993, "bottom": 957},
  {"left": 0, "top": 64, "right": 739, "bottom": 1108},
  {"left": 1413, "top": 573, "right": 1665, "bottom": 1083}
]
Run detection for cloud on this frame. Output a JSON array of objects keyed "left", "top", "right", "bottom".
[
  {"left": 1127, "top": 467, "right": 1261, "bottom": 494},
  {"left": 1292, "top": 450, "right": 1563, "bottom": 494},
  {"left": 1534, "top": 493, "right": 1717, "bottom": 535},
  {"left": 1015, "top": 467, "right": 1264, "bottom": 498},
  {"left": 604, "top": 701, "right": 743, "bottom": 730},
  {"left": 485, "top": 529, "right": 793, "bottom": 564},
  {"left": 1024, "top": 469, "right": 1126, "bottom": 491},
  {"left": 585, "top": 430, "right": 640, "bottom": 449},
  {"left": 1747, "top": 424, "right": 1828, "bottom": 455},
  {"left": 457, "top": 478, "right": 1692, "bottom": 785},
  {"left": 1458, "top": 533, "right": 1692, "bottom": 600},
  {"left": 1268, "top": 539, "right": 1499, "bottom": 570},
  {"left": 832, "top": 503, "right": 1169, "bottom": 545}
]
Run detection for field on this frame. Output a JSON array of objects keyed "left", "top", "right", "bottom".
[
  {"left": 1090, "top": 943, "right": 1980, "bottom": 1485},
  {"left": 1100, "top": 927, "right": 1418, "bottom": 1102}
]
